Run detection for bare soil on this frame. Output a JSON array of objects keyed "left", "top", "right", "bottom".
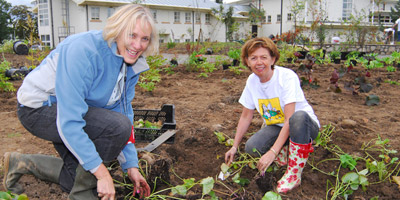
[{"left": 1, "top": 51, "right": 400, "bottom": 199}]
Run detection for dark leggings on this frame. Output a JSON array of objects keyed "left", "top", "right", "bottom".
[
  {"left": 245, "top": 111, "right": 319, "bottom": 157},
  {"left": 17, "top": 103, "right": 131, "bottom": 193}
]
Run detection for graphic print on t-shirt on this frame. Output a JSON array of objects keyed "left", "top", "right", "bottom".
[{"left": 259, "top": 97, "right": 284, "bottom": 125}]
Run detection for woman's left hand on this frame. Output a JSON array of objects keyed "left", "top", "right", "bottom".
[
  {"left": 257, "top": 150, "right": 276, "bottom": 174},
  {"left": 127, "top": 167, "right": 151, "bottom": 198}
]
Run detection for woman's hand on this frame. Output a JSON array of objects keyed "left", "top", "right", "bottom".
[
  {"left": 257, "top": 150, "right": 276, "bottom": 175},
  {"left": 225, "top": 146, "right": 237, "bottom": 166},
  {"left": 94, "top": 164, "right": 115, "bottom": 200},
  {"left": 127, "top": 167, "right": 151, "bottom": 198}
]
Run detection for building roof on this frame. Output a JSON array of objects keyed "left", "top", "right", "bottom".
[{"left": 140, "top": 0, "right": 221, "bottom": 9}]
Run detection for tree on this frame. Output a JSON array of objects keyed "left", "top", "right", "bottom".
[
  {"left": 10, "top": 5, "right": 37, "bottom": 40},
  {"left": 0, "top": 0, "right": 12, "bottom": 43},
  {"left": 390, "top": 0, "right": 400, "bottom": 22},
  {"left": 211, "top": 5, "right": 237, "bottom": 42}
]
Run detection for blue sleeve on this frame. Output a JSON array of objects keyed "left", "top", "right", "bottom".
[
  {"left": 118, "top": 143, "right": 139, "bottom": 172},
  {"left": 55, "top": 43, "right": 103, "bottom": 171}
]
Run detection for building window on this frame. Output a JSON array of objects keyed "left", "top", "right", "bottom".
[
  {"left": 152, "top": 10, "right": 157, "bottom": 23},
  {"left": 262, "top": 16, "right": 266, "bottom": 23},
  {"left": 91, "top": 7, "right": 100, "bottom": 20},
  {"left": 38, "top": 0, "right": 49, "bottom": 26},
  {"left": 205, "top": 13, "right": 211, "bottom": 24},
  {"left": 196, "top": 13, "right": 201, "bottom": 23},
  {"left": 40, "top": 34, "right": 50, "bottom": 47},
  {"left": 277, "top": 14, "right": 281, "bottom": 22},
  {"left": 185, "top": 39, "right": 191, "bottom": 42},
  {"left": 174, "top": 12, "right": 180, "bottom": 23},
  {"left": 342, "top": 0, "right": 352, "bottom": 20},
  {"left": 287, "top": 13, "right": 292, "bottom": 21},
  {"left": 159, "top": 39, "right": 164, "bottom": 43},
  {"left": 174, "top": 39, "right": 180, "bottom": 43},
  {"left": 107, "top": 7, "right": 115, "bottom": 18},
  {"left": 185, "top": 12, "right": 191, "bottom": 23},
  {"left": 267, "top": 15, "right": 271, "bottom": 23}
]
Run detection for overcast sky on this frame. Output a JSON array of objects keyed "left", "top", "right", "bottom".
[{"left": 6, "top": 0, "right": 33, "bottom": 7}]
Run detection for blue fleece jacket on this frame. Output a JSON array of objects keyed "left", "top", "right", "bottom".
[{"left": 17, "top": 30, "right": 149, "bottom": 172}]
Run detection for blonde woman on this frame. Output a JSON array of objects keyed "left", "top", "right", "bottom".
[{"left": 4, "top": 4, "right": 158, "bottom": 200}]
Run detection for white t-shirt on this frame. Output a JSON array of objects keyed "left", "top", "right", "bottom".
[
  {"left": 239, "top": 66, "right": 320, "bottom": 128},
  {"left": 396, "top": 18, "right": 400, "bottom": 31}
]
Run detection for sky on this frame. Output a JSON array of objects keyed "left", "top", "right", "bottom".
[{"left": 5, "top": 0, "right": 33, "bottom": 7}]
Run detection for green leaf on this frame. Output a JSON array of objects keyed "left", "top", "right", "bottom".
[
  {"left": 226, "top": 138, "right": 234, "bottom": 146},
  {"left": 0, "top": 192, "right": 12, "bottom": 200},
  {"left": 171, "top": 185, "right": 187, "bottom": 196},
  {"left": 366, "top": 94, "right": 380, "bottom": 106},
  {"left": 221, "top": 163, "right": 229, "bottom": 173},
  {"left": 17, "top": 194, "right": 29, "bottom": 200},
  {"left": 200, "top": 177, "right": 215, "bottom": 195},
  {"left": 214, "top": 131, "right": 225, "bottom": 144},
  {"left": 262, "top": 191, "right": 282, "bottom": 200},
  {"left": 340, "top": 154, "right": 357, "bottom": 170},
  {"left": 342, "top": 172, "right": 358, "bottom": 183}
]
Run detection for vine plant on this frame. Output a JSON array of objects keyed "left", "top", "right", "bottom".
[{"left": 310, "top": 124, "right": 400, "bottom": 199}]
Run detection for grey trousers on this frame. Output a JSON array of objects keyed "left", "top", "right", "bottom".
[
  {"left": 245, "top": 111, "right": 319, "bottom": 157},
  {"left": 17, "top": 103, "right": 131, "bottom": 193}
]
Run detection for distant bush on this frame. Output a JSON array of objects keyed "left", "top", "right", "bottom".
[{"left": 0, "top": 40, "right": 16, "bottom": 54}]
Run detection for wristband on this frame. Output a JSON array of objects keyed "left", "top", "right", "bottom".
[
  {"left": 232, "top": 146, "right": 237, "bottom": 151},
  {"left": 270, "top": 148, "right": 278, "bottom": 157}
]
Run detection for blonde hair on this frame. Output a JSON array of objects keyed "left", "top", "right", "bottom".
[
  {"left": 241, "top": 37, "right": 280, "bottom": 70},
  {"left": 103, "top": 4, "right": 159, "bottom": 56}
]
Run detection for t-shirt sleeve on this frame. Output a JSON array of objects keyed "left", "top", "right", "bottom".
[
  {"left": 280, "top": 71, "right": 305, "bottom": 106},
  {"left": 239, "top": 83, "right": 255, "bottom": 110}
]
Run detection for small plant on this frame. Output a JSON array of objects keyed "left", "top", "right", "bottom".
[
  {"left": 329, "top": 50, "right": 341, "bottom": 64},
  {"left": 0, "top": 56, "right": 16, "bottom": 92},
  {"left": 227, "top": 48, "right": 241, "bottom": 66},
  {"left": 138, "top": 55, "right": 166, "bottom": 92},
  {"left": 0, "top": 191, "right": 28, "bottom": 200},
  {"left": 166, "top": 39, "right": 176, "bottom": 49},
  {"left": 386, "top": 66, "right": 396, "bottom": 72}
]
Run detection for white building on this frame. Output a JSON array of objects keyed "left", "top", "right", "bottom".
[
  {"left": 34, "top": 0, "right": 399, "bottom": 48},
  {"left": 229, "top": 0, "right": 397, "bottom": 43},
  {"left": 33, "top": 0, "right": 251, "bottom": 48}
]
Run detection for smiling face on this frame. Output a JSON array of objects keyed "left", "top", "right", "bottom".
[
  {"left": 116, "top": 19, "right": 152, "bottom": 64},
  {"left": 247, "top": 47, "right": 276, "bottom": 83}
]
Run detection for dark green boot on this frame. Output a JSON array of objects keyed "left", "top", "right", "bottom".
[
  {"left": 68, "top": 165, "right": 98, "bottom": 200},
  {"left": 3, "top": 152, "right": 63, "bottom": 194}
]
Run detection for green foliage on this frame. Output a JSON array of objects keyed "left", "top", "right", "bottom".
[
  {"left": 0, "top": 56, "right": 15, "bottom": 92},
  {"left": 10, "top": 5, "right": 37, "bottom": 40},
  {"left": 227, "top": 48, "right": 241, "bottom": 61},
  {"left": 166, "top": 39, "right": 176, "bottom": 49},
  {"left": 138, "top": 55, "right": 166, "bottom": 92},
  {"left": 211, "top": 5, "right": 237, "bottom": 41},
  {"left": 262, "top": 191, "right": 282, "bottom": 200},
  {"left": 0, "top": 39, "right": 15, "bottom": 53},
  {"left": 0, "top": 0, "right": 12, "bottom": 43},
  {"left": 0, "top": 191, "right": 28, "bottom": 200},
  {"left": 248, "top": 7, "right": 266, "bottom": 24},
  {"left": 340, "top": 154, "right": 357, "bottom": 170},
  {"left": 329, "top": 50, "right": 341, "bottom": 60}
]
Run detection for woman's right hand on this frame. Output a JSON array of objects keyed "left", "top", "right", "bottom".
[
  {"left": 225, "top": 146, "right": 237, "bottom": 166},
  {"left": 94, "top": 164, "right": 115, "bottom": 200}
]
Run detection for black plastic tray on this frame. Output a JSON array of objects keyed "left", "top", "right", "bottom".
[{"left": 133, "top": 104, "right": 176, "bottom": 143}]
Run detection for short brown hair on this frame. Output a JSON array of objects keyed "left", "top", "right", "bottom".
[
  {"left": 241, "top": 37, "right": 280, "bottom": 69},
  {"left": 103, "top": 4, "right": 159, "bottom": 56}
]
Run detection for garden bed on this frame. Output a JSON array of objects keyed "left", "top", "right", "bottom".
[{"left": 0, "top": 52, "right": 399, "bottom": 199}]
